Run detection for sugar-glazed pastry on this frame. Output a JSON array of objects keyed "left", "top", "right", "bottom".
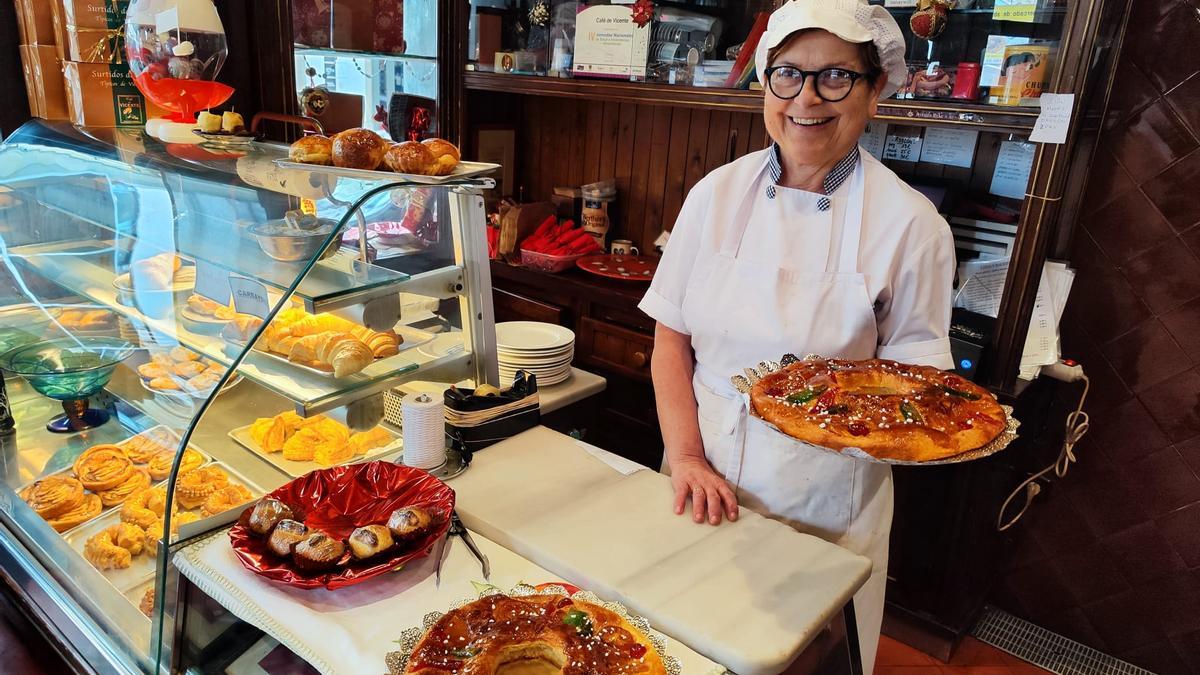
[
  {"left": 46, "top": 493, "right": 101, "bottom": 533},
  {"left": 201, "top": 485, "right": 253, "bottom": 517},
  {"left": 174, "top": 466, "right": 229, "bottom": 509},
  {"left": 292, "top": 532, "right": 345, "bottom": 571},
  {"left": 348, "top": 524, "right": 393, "bottom": 560},
  {"left": 120, "top": 434, "right": 174, "bottom": 464},
  {"left": 247, "top": 498, "right": 294, "bottom": 536},
  {"left": 74, "top": 446, "right": 134, "bottom": 491},
  {"left": 267, "top": 519, "right": 309, "bottom": 557},
  {"left": 137, "top": 362, "right": 170, "bottom": 380},
  {"left": 19, "top": 475, "right": 85, "bottom": 519},
  {"left": 121, "top": 487, "right": 173, "bottom": 529},
  {"left": 387, "top": 506, "right": 433, "bottom": 543},
  {"left": 147, "top": 448, "right": 204, "bottom": 481},
  {"left": 84, "top": 527, "right": 134, "bottom": 570},
  {"left": 145, "top": 511, "right": 200, "bottom": 542},
  {"left": 97, "top": 468, "right": 151, "bottom": 508},
  {"left": 139, "top": 587, "right": 155, "bottom": 618}
]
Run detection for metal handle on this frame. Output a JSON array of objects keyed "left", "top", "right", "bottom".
[
  {"left": 632, "top": 351, "right": 648, "bottom": 369},
  {"left": 250, "top": 111, "right": 326, "bottom": 135}
]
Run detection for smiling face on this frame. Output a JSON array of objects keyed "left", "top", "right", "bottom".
[{"left": 764, "top": 29, "right": 886, "bottom": 176}]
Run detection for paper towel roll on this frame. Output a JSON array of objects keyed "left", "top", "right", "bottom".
[{"left": 401, "top": 393, "right": 446, "bottom": 470}]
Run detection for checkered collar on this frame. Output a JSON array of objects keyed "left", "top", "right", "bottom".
[{"left": 765, "top": 144, "right": 860, "bottom": 211}]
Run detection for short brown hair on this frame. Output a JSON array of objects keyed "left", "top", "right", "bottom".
[{"left": 767, "top": 29, "right": 884, "bottom": 83}]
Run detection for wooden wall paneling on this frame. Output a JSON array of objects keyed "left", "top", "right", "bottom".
[
  {"left": 568, "top": 99, "right": 589, "bottom": 189},
  {"left": 731, "top": 111, "right": 753, "bottom": 161},
  {"left": 661, "top": 107, "right": 693, "bottom": 234},
  {"left": 613, "top": 102, "right": 638, "bottom": 241},
  {"left": 683, "top": 110, "right": 711, "bottom": 194},
  {"left": 641, "top": 106, "right": 675, "bottom": 251},
  {"left": 597, "top": 101, "right": 621, "bottom": 182},
  {"left": 538, "top": 99, "right": 558, "bottom": 199},
  {"left": 517, "top": 97, "right": 537, "bottom": 199},
  {"left": 624, "top": 104, "right": 657, "bottom": 250},
  {"left": 704, "top": 111, "right": 732, "bottom": 174},
  {"left": 548, "top": 99, "right": 572, "bottom": 198},
  {"left": 749, "top": 115, "right": 769, "bottom": 153},
  {"left": 583, "top": 102, "right": 605, "bottom": 185}
]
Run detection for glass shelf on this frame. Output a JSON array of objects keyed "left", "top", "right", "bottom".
[{"left": 294, "top": 46, "right": 439, "bottom": 63}]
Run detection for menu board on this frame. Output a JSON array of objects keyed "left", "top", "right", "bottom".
[
  {"left": 883, "top": 127, "right": 923, "bottom": 163},
  {"left": 919, "top": 128, "right": 978, "bottom": 168}
]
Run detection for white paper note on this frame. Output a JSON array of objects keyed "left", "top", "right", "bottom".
[
  {"left": 919, "top": 128, "right": 979, "bottom": 168},
  {"left": 860, "top": 122, "right": 888, "bottom": 160},
  {"left": 990, "top": 141, "right": 1036, "bottom": 199},
  {"left": 229, "top": 276, "right": 271, "bottom": 319},
  {"left": 954, "top": 258, "right": 1010, "bottom": 318},
  {"left": 1030, "top": 93, "right": 1075, "bottom": 144},
  {"left": 884, "top": 128, "right": 923, "bottom": 162},
  {"left": 193, "top": 260, "right": 230, "bottom": 305}
]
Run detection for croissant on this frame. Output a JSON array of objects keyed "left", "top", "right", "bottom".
[
  {"left": 349, "top": 326, "right": 401, "bottom": 358},
  {"left": 222, "top": 315, "right": 263, "bottom": 342},
  {"left": 318, "top": 332, "right": 373, "bottom": 377},
  {"left": 289, "top": 313, "right": 354, "bottom": 336},
  {"left": 287, "top": 333, "right": 325, "bottom": 364}
]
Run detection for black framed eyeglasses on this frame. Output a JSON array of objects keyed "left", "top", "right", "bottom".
[{"left": 764, "top": 66, "right": 865, "bottom": 103}]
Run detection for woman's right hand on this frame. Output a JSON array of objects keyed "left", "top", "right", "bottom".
[{"left": 671, "top": 455, "right": 739, "bottom": 526}]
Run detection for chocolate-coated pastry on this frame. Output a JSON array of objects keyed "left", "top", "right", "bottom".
[
  {"left": 348, "top": 524, "right": 394, "bottom": 560},
  {"left": 289, "top": 135, "right": 333, "bottom": 165},
  {"left": 383, "top": 141, "right": 434, "bottom": 175},
  {"left": 421, "top": 138, "right": 460, "bottom": 176},
  {"left": 332, "top": 128, "right": 387, "bottom": 170},
  {"left": 248, "top": 498, "right": 294, "bottom": 537},
  {"left": 292, "top": 532, "right": 345, "bottom": 572},
  {"left": 267, "top": 519, "right": 309, "bottom": 557},
  {"left": 387, "top": 506, "right": 433, "bottom": 542}
]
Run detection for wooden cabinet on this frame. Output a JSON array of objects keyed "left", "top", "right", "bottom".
[{"left": 578, "top": 317, "right": 653, "bottom": 382}]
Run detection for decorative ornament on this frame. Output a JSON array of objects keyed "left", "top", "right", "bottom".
[
  {"left": 528, "top": 1, "right": 550, "bottom": 28},
  {"left": 373, "top": 103, "right": 388, "bottom": 132},
  {"left": 631, "top": 0, "right": 655, "bottom": 28},
  {"left": 910, "top": 0, "right": 953, "bottom": 41},
  {"left": 299, "top": 66, "right": 331, "bottom": 117}
]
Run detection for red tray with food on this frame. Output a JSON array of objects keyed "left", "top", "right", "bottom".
[{"left": 229, "top": 461, "right": 454, "bottom": 590}]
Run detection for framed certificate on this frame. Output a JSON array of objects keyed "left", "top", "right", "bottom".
[{"left": 571, "top": 5, "right": 650, "bottom": 80}]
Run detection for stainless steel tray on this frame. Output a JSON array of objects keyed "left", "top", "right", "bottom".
[
  {"left": 273, "top": 159, "right": 500, "bottom": 185},
  {"left": 228, "top": 423, "right": 402, "bottom": 478},
  {"left": 252, "top": 324, "right": 436, "bottom": 379},
  {"left": 63, "top": 510, "right": 158, "bottom": 598}
]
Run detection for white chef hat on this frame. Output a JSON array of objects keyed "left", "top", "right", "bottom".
[{"left": 755, "top": 0, "right": 908, "bottom": 100}]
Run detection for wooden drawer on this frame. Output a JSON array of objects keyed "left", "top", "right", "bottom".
[
  {"left": 578, "top": 317, "right": 653, "bottom": 382},
  {"left": 492, "top": 288, "right": 566, "bottom": 325}
]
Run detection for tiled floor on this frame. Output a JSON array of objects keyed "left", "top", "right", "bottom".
[{"left": 877, "top": 636, "right": 1053, "bottom": 675}]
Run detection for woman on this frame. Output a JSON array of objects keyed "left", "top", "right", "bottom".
[{"left": 638, "top": 1, "right": 955, "bottom": 672}]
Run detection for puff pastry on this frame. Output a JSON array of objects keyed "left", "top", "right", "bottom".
[
  {"left": 73, "top": 446, "right": 134, "bottom": 491},
  {"left": 120, "top": 434, "right": 174, "bottom": 464},
  {"left": 97, "top": 469, "right": 151, "bottom": 508},
  {"left": 174, "top": 466, "right": 229, "bottom": 510},
  {"left": 46, "top": 492, "right": 101, "bottom": 532},
  {"left": 147, "top": 448, "right": 204, "bottom": 481},
  {"left": 201, "top": 484, "right": 253, "bottom": 517},
  {"left": 20, "top": 476, "right": 85, "bottom": 519},
  {"left": 145, "top": 511, "right": 199, "bottom": 542},
  {"left": 121, "top": 487, "right": 173, "bottom": 529}
]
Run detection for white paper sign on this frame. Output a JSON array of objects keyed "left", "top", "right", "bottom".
[
  {"left": 229, "top": 276, "right": 271, "bottom": 319},
  {"left": 883, "top": 128, "right": 923, "bottom": 162},
  {"left": 154, "top": 7, "right": 179, "bottom": 35},
  {"left": 193, "top": 260, "right": 231, "bottom": 305},
  {"left": 990, "top": 141, "right": 1036, "bottom": 199},
  {"left": 1029, "top": 93, "right": 1075, "bottom": 144},
  {"left": 572, "top": 5, "right": 651, "bottom": 79},
  {"left": 860, "top": 122, "right": 888, "bottom": 160},
  {"left": 919, "top": 128, "right": 979, "bottom": 168}
]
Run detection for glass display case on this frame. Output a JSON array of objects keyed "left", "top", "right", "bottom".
[{"left": 0, "top": 119, "right": 498, "bottom": 673}]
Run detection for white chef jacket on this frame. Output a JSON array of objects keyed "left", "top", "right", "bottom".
[{"left": 640, "top": 147, "right": 955, "bottom": 373}]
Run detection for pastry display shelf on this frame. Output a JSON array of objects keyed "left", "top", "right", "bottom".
[
  {"left": 25, "top": 196, "right": 419, "bottom": 315},
  {"left": 9, "top": 240, "right": 473, "bottom": 417},
  {"left": 461, "top": 70, "right": 1040, "bottom": 133},
  {"left": 293, "top": 46, "right": 440, "bottom": 63}
]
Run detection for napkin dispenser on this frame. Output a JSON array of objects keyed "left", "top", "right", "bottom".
[{"left": 444, "top": 372, "right": 540, "bottom": 461}]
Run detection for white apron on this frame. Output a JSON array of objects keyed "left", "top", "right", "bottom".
[{"left": 681, "top": 154, "right": 892, "bottom": 675}]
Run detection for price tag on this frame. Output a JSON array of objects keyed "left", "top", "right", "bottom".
[
  {"left": 883, "top": 127, "right": 923, "bottom": 162},
  {"left": 229, "top": 276, "right": 271, "bottom": 319},
  {"left": 860, "top": 122, "right": 888, "bottom": 160},
  {"left": 919, "top": 128, "right": 979, "bottom": 168},
  {"left": 993, "top": 0, "right": 1038, "bottom": 22},
  {"left": 193, "top": 260, "right": 231, "bottom": 305},
  {"left": 990, "top": 141, "right": 1037, "bottom": 200},
  {"left": 1029, "top": 93, "right": 1075, "bottom": 144}
]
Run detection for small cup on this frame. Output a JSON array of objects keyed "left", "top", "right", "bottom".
[{"left": 610, "top": 240, "right": 639, "bottom": 256}]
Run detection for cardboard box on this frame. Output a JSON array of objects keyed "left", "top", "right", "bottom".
[
  {"left": 61, "top": 0, "right": 129, "bottom": 63},
  {"left": 293, "top": 0, "right": 331, "bottom": 48},
  {"left": 22, "top": 45, "right": 69, "bottom": 120},
  {"left": 19, "top": 46, "right": 42, "bottom": 118},
  {"left": 50, "top": 0, "right": 69, "bottom": 61},
  {"left": 332, "top": 0, "right": 405, "bottom": 53},
  {"left": 14, "top": 0, "right": 55, "bottom": 45},
  {"left": 62, "top": 61, "right": 153, "bottom": 127}
]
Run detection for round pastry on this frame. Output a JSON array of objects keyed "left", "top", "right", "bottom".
[
  {"left": 292, "top": 532, "right": 345, "bottom": 572},
  {"left": 749, "top": 358, "right": 1008, "bottom": 463},
  {"left": 169, "top": 346, "right": 199, "bottom": 362},
  {"left": 147, "top": 448, "right": 204, "bottom": 481},
  {"left": 121, "top": 487, "right": 172, "bottom": 529},
  {"left": 421, "top": 138, "right": 460, "bottom": 176},
  {"left": 332, "top": 128, "right": 387, "bottom": 170},
  {"left": 386, "top": 506, "right": 433, "bottom": 543},
  {"left": 348, "top": 524, "right": 394, "bottom": 560},
  {"left": 289, "top": 134, "right": 334, "bottom": 165},
  {"left": 46, "top": 493, "right": 102, "bottom": 533},
  {"left": 174, "top": 465, "right": 230, "bottom": 509},
  {"left": 19, "top": 475, "right": 85, "bottom": 519},
  {"left": 247, "top": 498, "right": 294, "bottom": 536},
  {"left": 173, "top": 360, "right": 207, "bottom": 378},
  {"left": 137, "top": 362, "right": 169, "bottom": 380},
  {"left": 84, "top": 525, "right": 135, "bottom": 570},
  {"left": 120, "top": 434, "right": 173, "bottom": 464},
  {"left": 201, "top": 484, "right": 253, "bottom": 517},
  {"left": 405, "top": 594, "right": 667, "bottom": 675},
  {"left": 145, "top": 511, "right": 200, "bottom": 542},
  {"left": 383, "top": 141, "right": 434, "bottom": 175},
  {"left": 74, "top": 446, "right": 135, "bottom": 491},
  {"left": 139, "top": 587, "right": 155, "bottom": 618},
  {"left": 96, "top": 468, "right": 151, "bottom": 508},
  {"left": 267, "top": 518, "right": 309, "bottom": 557}
]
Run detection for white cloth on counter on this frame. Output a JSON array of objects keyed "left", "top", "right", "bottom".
[{"left": 174, "top": 527, "right": 723, "bottom": 675}]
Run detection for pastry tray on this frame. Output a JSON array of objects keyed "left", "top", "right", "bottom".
[
  {"left": 273, "top": 159, "right": 500, "bottom": 185},
  {"left": 253, "top": 324, "right": 436, "bottom": 380},
  {"left": 228, "top": 423, "right": 403, "bottom": 478}
]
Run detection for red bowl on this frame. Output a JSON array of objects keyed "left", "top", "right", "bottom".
[{"left": 229, "top": 461, "right": 455, "bottom": 590}]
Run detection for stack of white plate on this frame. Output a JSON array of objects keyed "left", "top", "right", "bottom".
[{"left": 496, "top": 321, "right": 575, "bottom": 387}]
